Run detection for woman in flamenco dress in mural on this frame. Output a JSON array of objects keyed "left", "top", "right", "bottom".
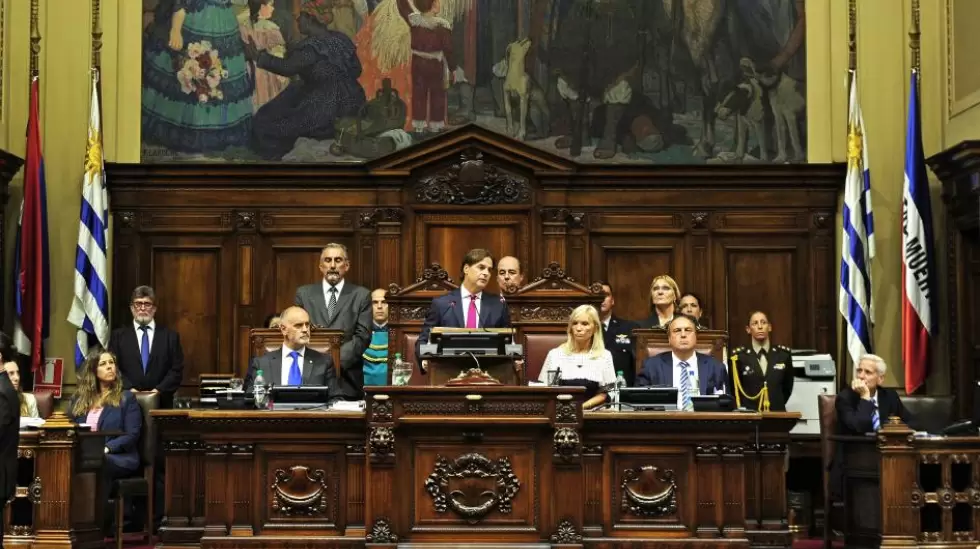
[{"left": 142, "top": 0, "right": 254, "bottom": 154}]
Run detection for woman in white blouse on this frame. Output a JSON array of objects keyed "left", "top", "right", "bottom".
[{"left": 538, "top": 304, "right": 617, "bottom": 409}]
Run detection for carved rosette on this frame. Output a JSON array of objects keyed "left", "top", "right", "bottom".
[
  {"left": 360, "top": 207, "right": 405, "bottom": 228},
  {"left": 415, "top": 151, "right": 531, "bottom": 205},
  {"left": 236, "top": 210, "right": 256, "bottom": 229},
  {"left": 424, "top": 453, "right": 521, "bottom": 522},
  {"left": 541, "top": 208, "right": 586, "bottom": 229},
  {"left": 621, "top": 466, "right": 678, "bottom": 517},
  {"left": 371, "top": 399, "right": 393, "bottom": 422},
  {"left": 369, "top": 426, "right": 395, "bottom": 459},
  {"left": 116, "top": 211, "right": 135, "bottom": 228},
  {"left": 555, "top": 401, "right": 577, "bottom": 424},
  {"left": 910, "top": 483, "right": 924, "bottom": 508},
  {"left": 691, "top": 211, "right": 709, "bottom": 229},
  {"left": 550, "top": 518, "right": 583, "bottom": 544},
  {"left": 270, "top": 466, "right": 328, "bottom": 516},
  {"left": 17, "top": 448, "right": 35, "bottom": 459},
  {"left": 28, "top": 476, "right": 41, "bottom": 503},
  {"left": 553, "top": 427, "right": 580, "bottom": 461},
  {"left": 366, "top": 517, "right": 398, "bottom": 543}
]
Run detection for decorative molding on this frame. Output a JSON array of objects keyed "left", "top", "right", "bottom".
[
  {"left": 519, "top": 305, "right": 574, "bottom": 323},
  {"left": 270, "top": 466, "right": 328, "bottom": 516},
  {"left": 402, "top": 401, "right": 467, "bottom": 415},
  {"left": 369, "top": 426, "right": 395, "bottom": 459},
  {"left": 555, "top": 401, "right": 577, "bottom": 424},
  {"left": 359, "top": 207, "right": 404, "bottom": 228},
  {"left": 550, "top": 518, "right": 583, "bottom": 544},
  {"left": 27, "top": 476, "right": 41, "bottom": 504},
  {"left": 553, "top": 427, "right": 580, "bottom": 461},
  {"left": 540, "top": 208, "right": 586, "bottom": 228},
  {"left": 370, "top": 399, "right": 393, "bottom": 422},
  {"left": 389, "top": 305, "right": 427, "bottom": 322},
  {"left": 424, "top": 453, "right": 521, "bottom": 521},
  {"left": 236, "top": 210, "right": 256, "bottom": 229},
  {"left": 691, "top": 211, "right": 709, "bottom": 229},
  {"left": 415, "top": 150, "right": 531, "bottom": 205},
  {"left": 345, "top": 444, "right": 366, "bottom": 454},
  {"left": 17, "top": 448, "right": 35, "bottom": 459},
  {"left": 116, "top": 211, "right": 135, "bottom": 228},
  {"left": 389, "top": 263, "right": 455, "bottom": 295},
  {"left": 621, "top": 466, "right": 678, "bottom": 517},
  {"left": 813, "top": 212, "right": 832, "bottom": 229},
  {"left": 366, "top": 517, "right": 398, "bottom": 543}
]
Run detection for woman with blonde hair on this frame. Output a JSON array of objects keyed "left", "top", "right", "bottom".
[
  {"left": 71, "top": 348, "right": 142, "bottom": 521},
  {"left": 538, "top": 305, "right": 617, "bottom": 409},
  {"left": 637, "top": 274, "right": 681, "bottom": 330},
  {"left": 0, "top": 333, "right": 38, "bottom": 418}
]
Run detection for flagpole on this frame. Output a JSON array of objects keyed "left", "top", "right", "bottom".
[
  {"left": 838, "top": 0, "right": 858, "bottom": 391},
  {"left": 29, "top": 0, "right": 40, "bottom": 79},
  {"left": 910, "top": 0, "right": 921, "bottom": 76},
  {"left": 91, "top": 0, "right": 102, "bottom": 70}
]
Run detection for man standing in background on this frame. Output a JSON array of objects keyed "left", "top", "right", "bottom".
[{"left": 362, "top": 288, "right": 390, "bottom": 386}]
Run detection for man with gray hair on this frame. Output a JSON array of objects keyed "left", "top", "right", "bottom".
[{"left": 295, "top": 243, "right": 371, "bottom": 399}]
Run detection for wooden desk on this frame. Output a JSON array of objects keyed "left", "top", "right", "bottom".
[
  {"left": 4, "top": 414, "right": 109, "bottom": 549},
  {"left": 153, "top": 398, "right": 798, "bottom": 549},
  {"left": 837, "top": 418, "right": 980, "bottom": 549}
]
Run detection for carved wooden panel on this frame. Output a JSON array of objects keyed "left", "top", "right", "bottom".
[
  {"left": 607, "top": 447, "right": 690, "bottom": 531},
  {"left": 590, "top": 236, "right": 684, "bottom": 324},
  {"left": 415, "top": 214, "right": 530, "bottom": 290},
  {"left": 714, "top": 239, "right": 805, "bottom": 345},
  {"left": 264, "top": 236, "right": 361, "bottom": 314},
  {"left": 255, "top": 444, "right": 344, "bottom": 534},
  {"left": 149, "top": 242, "right": 229, "bottom": 384}
]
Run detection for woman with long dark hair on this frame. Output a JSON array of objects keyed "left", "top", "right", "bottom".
[{"left": 0, "top": 332, "right": 38, "bottom": 418}]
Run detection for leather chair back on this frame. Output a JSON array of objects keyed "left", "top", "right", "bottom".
[
  {"left": 818, "top": 393, "right": 837, "bottom": 470},
  {"left": 634, "top": 329, "right": 728, "bottom": 377},
  {"left": 523, "top": 332, "right": 569, "bottom": 383},
  {"left": 249, "top": 328, "right": 343, "bottom": 378},
  {"left": 901, "top": 395, "right": 955, "bottom": 433},
  {"left": 401, "top": 332, "right": 432, "bottom": 386},
  {"left": 33, "top": 391, "right": 54, "bottom": 419},
  {"left": 134, "top": 392, "right": 160, "bottom": 468}
]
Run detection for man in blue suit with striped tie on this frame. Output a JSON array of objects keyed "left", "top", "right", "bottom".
[
  {"left": 635, "top": 315, "right": 728, "bottom": 411},
  {"left": 244, "top": 306, "right": 343, "bottom": 405}
]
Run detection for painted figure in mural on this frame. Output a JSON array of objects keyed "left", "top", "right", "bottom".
[
  {"left": 237, "top": 0, "right": 291, "bottom": 112},
  {"left": 244, "top": 0, "right": 368, "bottom": 159},
  {"left": 142, "top": 0, "right": 255, "bottom": 154}
]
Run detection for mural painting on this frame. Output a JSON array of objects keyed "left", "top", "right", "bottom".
[{"left": 140, "top": 0, "right": 806, "bottom": 164}]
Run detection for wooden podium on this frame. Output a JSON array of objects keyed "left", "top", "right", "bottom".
[{"left": 424, "top": 355, "right": 522, "bottom": 385}]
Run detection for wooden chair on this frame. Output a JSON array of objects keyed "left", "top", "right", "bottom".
[
  {"left": 817, "top": 393, "right": 841, "bottom": 549},
  {"left": 33, "top": 390, "right": 54, "bottom": 419},
  {"left": 522, "top": 331, "right": 568, "bottom": 383},
  {"left": 632, "top": 328, "right": 729, "bottom": 379},
  {"left": 112, "top": 392, "right": 160, "bottom": 549},
  {"left": 248, "top": 328, "right": 344, "bottom": 378}
]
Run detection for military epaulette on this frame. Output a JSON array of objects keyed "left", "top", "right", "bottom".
[
  {"left": 774, "top": 345, "right": 791, "bottom": 353},
  {"left": 731, "top": 346, "right": 746, "bottom": 355}
]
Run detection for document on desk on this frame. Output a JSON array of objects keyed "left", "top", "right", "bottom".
[
  {"left": 330, "top": 400, "right": 366, "bottom": 412},
  {"left": 20, "top": 417, "right": 45, "bottom": 429}
]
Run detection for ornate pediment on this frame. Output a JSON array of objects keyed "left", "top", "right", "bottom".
[
  {"left": 388, "top": 263, "right": 458, "bottom": 296},
  {"left": 414, "top": 150, "right": 532, "bottom": 206}
]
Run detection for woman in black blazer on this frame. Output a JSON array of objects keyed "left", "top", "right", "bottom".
[{"left": 71, "top": 348, "right": 142, "bottom": 521}]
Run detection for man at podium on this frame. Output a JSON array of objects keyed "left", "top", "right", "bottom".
[{"left": 416, "top": 249, "right": 512, "bottom": 367}]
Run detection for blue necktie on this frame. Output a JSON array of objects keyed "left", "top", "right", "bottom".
[
  {"left": 139, "top": 326, "right": 150, "bottom": 373},
  {"left": 287, "top": 351, "right": 302, "bottom": 385},
  {"left": 872, "top": 402, "right": 881, "bottom": 431},
  {"left": 679, "top": 361, "right": 694, "bottom": 412}
]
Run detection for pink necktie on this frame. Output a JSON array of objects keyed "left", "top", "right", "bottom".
[{"left": 466, "top": 295, "right": 478, "bottom": 328}]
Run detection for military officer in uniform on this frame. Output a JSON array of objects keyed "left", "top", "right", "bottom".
[
  {"left": 729, "top": 311, "right": 794, "bottom": 411},
  {"left": 597, "top": 282, "right": 638, "bottom": 386}
]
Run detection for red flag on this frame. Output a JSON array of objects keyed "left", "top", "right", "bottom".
[{"left": 14, "top": 78, "right": 50, "bottom": 374}]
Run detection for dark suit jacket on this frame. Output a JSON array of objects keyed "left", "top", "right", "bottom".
[
  {"left": 415, "top": 289, "right": 512, "bottom": 365},
  {"left": 108, "top": 323, "right": 184, "bottom": 407},
  {"left": 728, "top": 345, "right": 794, "bottom": 411},
  {"left": 636, "top": 352, "right": 729, "bottom": 395},
  {"left": 72, "top": 391, "right": 143, "bottom": 472},
  {"left": 243, "top": 347, "right": 343, "bottom": 405},
  {"left": 830, "top": 385, "right": 915, "bottom": 498},
  {"left": 0, "top": 372, "right": 19, "bottom": 504},
  {"left": 295, "top": 281, "right": 371, "bottom": 398},
  {"left": 603, "top": 316, "right": 638, "bottom": 387}
]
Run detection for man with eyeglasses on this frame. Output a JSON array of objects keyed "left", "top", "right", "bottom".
[{"left": 108, "top": 285, "right": 185, "bottom": 409}]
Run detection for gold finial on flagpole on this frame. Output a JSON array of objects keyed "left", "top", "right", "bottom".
[
  {"left": 910, "top": 0, "right": 921, "bottom": 74},
  {"left": 92, "top": 0, "right": 103, "bottom": 69},
  {"left": 848, "top": 0, "right": 857, "bottom": 75},
  {"left": 29, "top": 0, "right": 40, "bottom": 79}
]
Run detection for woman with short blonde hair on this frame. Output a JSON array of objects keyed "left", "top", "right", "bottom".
[
  {"left": 538, "top": 305, "right": 617, "bottom": 409},
  {"left": 638, "top": 274, "right": 681, "bottom": 329}
]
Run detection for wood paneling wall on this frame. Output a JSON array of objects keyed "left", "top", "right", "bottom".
[{"left": 106, "top": 126, "right": 844, "bottom": 392}]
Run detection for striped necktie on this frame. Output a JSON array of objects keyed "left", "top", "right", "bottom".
[
  {"left": 871, "top": 401, "right": 881, "bottom": 431},
  {"left": 679, "top": 361, "right": 694, "bottom": 412}
]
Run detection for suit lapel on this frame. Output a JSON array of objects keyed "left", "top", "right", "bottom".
[
  {"left": 658, "top": 355, "right": 672, "bottom": 386},
  {"left": 127, "top": 328, "right": 145, "bottom": 381},
  {"left": 146, "top": 326, "right": 163, "bottom": 377},
  {"left": 268, "top": 350, "right": 283, "bottom": 386},
  {"left": 697, "top": 357, "right": 712, "bottom": 394},
  {"left": 450, "top": 290, "right": 465, "bottom": 328},
  {"left": 479, "top": 294, "right": 496, "bottom": 328},
  {"left": 310, "top": 284, "right": 330, "bottom": 326},
  {"left": 97, "top": 405, "right": 111, "bottom": 430},
  {"left": 302, "top": 350, "right": 319, "bottom": 385},
  {"left": 328, "top": 284, "right": 353, "bottom": 326}
]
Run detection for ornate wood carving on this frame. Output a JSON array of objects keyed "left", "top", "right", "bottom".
[
  {"left": 369, "top": 426, "right": 394, "bottom": 459},
  {"left": 550, "top": 518, "right": 583, "bottom": 544},
  {"left": 370, "top": 398, "right": 393, "bottom": 422},
  {"left": 541, "top": 208, "right": 586, "bottom": 228},
  {"left": 621, "top": 466, "right": 678, "bottom": 517},
  {"left": 445, "top": 368, "right": 502, "bottom": 386},
  {"left": 366, "top": 517, "right": 398, "bottom": 543},
  {"left": 415, "top": 150, "right": 531, "bottom": 205},
  {"left": 360, "top": 207, "right": 405, "bottom": 228},
  {"left": 270, "top": 466, "right": 329, "bottom": 516},
  {"left": 423, "top": 453, "right": 521, "bottom": 521},
  {"left": 553, "top": 427, "right": 581, "bottom": 461}
]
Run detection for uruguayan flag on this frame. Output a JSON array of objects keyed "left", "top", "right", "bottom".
[
  {"left": 67, "top": 69, "right": 110, "bottom": 367},
  {"left": 839, "top": 72, "right": 876, "bottom": 367}
]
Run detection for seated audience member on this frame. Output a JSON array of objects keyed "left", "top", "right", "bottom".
[
  {"left": 636, "top": 315, "right": 728, "bottom": 410},
  {"left": 496, "top": 255, "right": 524, "bottom": 293},
  {"left": 265, "top": 313, "right": 281, "bottom": 328},
  {"left": 416, "top": 248, "right": 512, "bottom": 368},
  {"left": 244, "top": 306, "right": 343, "bottom": 404},
  {"left": 0, "top": 334, "right": 38, "bottom": 418},
  {"left": 678, "top": 292, "right": 709, "bottom": 329},
  {"left": 362, "top": 289, "right": 389, "bottom": 386},
  {"left": 729, "top": 311, "right": 793, "bottom": 411},
  {"left": 538, "top": 305, "right": 616, "bottom": 410},
  {"left": 70, "top": 348, "right": 143, "bottom": 522},
  {"left": 835, "top": 354, "right": 914, "bottom": 434},
  {"left": 597, "top": 282, "right": 638, "bottom": 387},
  {"left": 636, "top": 275, "right": 680, "bottom": 329},
  {"left": 0, "top": 360, "right": 17, "bottom": 548}
]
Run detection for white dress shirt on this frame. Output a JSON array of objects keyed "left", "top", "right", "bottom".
[
  {"left": 133, "top": 320, "right": 156, "bottom": 351},
  {"left": 459, "top": 286, "right": 483, "bottom": 326},
  {"left": 322, "top": 278, "right": 345, "bottom": 309},
  {"left": 538, "top": 347, "right": 616, "bottom": 387},
  {"left": 671, "top": 352, "right": 700, "bottom": 409},
  {"left": 281, "top": 344, "right": 308, "bottom": 386}
]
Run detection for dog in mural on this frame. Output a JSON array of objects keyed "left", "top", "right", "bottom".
[
  {"left": 715, "top": 76, "right": 768, "bottom": 162},
  {"left": 500, "top": 38, "right": 550, "bottom": 141},
  {"left": 740, "top": 57, "right": 806, "bottom": 164}
]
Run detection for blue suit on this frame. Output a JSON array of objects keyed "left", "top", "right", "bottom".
[
  {"left": 636, "top": 352, "right": 729, "bottom": 396},
  {"left": 73, "top": 391, "right": 143, "bottom": 475},
  {"left": 415, "top": 289, "right": 512, "bottom": 364}
]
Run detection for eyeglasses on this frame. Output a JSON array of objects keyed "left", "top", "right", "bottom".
[{"left": 132, "top": 301, "right": 155, "bottom": 310}]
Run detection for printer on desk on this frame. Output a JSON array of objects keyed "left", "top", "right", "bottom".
[{"left": 784, "top": 352, "right": 836, "bottom": 435}]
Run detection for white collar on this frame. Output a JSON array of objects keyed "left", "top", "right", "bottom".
[
  {"left": 134, "top": 320, "right": 156, "bottom": 331},
  {"left": 752, "top": 340, "right": 770, "bottom": 353},
  {"left": 322, "top": 278, "right": 345, "bottom": 295},
  {"left": 671, "top": 352, "right": 697, "bottom": 367},
  {"left": 282, "top": 344, "right": 306, "bottom": 357},
  {"left": 460, "top": 286, "right": 482, "bottom": 301}
]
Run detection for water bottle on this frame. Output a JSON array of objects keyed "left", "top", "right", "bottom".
[
  {"left": 610, "top": 370, "right": 627, "bottom": 410},
  {"left": 253, "top": 369, "right": 269, "bottom": 409},
  {"left": 392, "top": 353, "right": 412, "bottom": 386}
]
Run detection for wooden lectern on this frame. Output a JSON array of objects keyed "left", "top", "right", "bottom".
[{"left": 422, "top": 328, "right": 524, "bottom": 385}]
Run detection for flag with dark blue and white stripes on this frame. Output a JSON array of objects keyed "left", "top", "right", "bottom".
[
  {"left": 839, "top": 72, "right": 876, "bottom": 367},
  {"left": 67, "top": 69, "right": 109, "bottom": 368}
]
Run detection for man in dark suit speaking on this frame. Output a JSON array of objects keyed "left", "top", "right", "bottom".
[
  {"left": 636, "top": 315, "right": 728, "bottom": 410},
  {"left": 416, "top": 248, "right": 512, "bottom": 367},
  {"left": 244, "top": 306, "right": 343, "bottom": 405}
]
